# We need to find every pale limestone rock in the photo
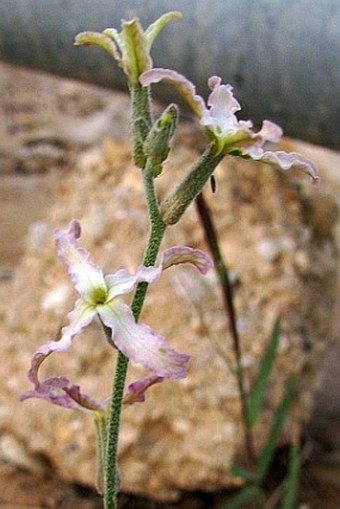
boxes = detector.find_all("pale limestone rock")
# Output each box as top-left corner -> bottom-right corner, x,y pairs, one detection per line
0,60 -> 338,503
0,434 -> 47,473
0,135 -> 337,501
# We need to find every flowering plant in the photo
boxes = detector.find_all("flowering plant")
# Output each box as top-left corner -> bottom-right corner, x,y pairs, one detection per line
22,10 -> 318,509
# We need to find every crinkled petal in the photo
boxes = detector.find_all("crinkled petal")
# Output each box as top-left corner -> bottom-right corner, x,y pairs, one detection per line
123,374 -> 164,404
134,264 -> 162,283
201,77 -> 241,135
141,71 -> 318,185
21,376 -> 81,410
255,120 -> 283,144
26,299 -> 96,388
140,68 -> 206,118
64,384 -> 106,412
21,376 -> 105,413
105,265 -> 160,300
105,247 -> 212,301
246,148 -> 320,185
159,246 -> 213,274
55,220 -> 107,298
98,299 -> 190,379
201,79 -> 283,151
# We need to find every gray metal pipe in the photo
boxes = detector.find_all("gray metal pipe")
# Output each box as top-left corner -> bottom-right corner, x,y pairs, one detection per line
0,0 -> 339,149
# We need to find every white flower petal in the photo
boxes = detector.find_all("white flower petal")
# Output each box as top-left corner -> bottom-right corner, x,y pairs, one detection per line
27,299 -> 96,387
201,78 -> 241,136
140,68 -> 206,118
246,148 -> 320,185
55,220 -> 107,299
105,266 -> 160,300
105,269 -> 142,300
134,264 -> 162,283
255,120 -> 283,144
98,299 -> 190,379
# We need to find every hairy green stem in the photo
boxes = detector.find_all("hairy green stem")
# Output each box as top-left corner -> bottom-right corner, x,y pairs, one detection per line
131,158 -> 166,320
160,144 -> 224,225
104,235 -> 165,509
104,153 -> 165,509
104,354 -> 128,508
129,83 -> 153,168
195,192 -> 256,468
104,83 -> 225,508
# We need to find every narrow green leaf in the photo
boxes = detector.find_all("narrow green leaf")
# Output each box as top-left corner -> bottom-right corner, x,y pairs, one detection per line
247,317 -> 281,428
221,485 -> 263,509
231,465 -> 257,482
281,441 -> 300,509
255,375 -> 297,481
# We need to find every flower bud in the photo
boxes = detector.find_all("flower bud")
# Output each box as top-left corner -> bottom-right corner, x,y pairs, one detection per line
143,104 -> 178,176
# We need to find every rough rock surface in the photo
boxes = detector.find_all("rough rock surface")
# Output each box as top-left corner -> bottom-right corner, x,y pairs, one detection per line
0,63 -> 338,503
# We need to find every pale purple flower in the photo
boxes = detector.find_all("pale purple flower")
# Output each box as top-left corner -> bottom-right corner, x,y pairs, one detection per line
21,376 -> 106,414
123,374 -> 165,405
21,220 -> 213,411
140,69 -> 319,185
21,372 -> 164,414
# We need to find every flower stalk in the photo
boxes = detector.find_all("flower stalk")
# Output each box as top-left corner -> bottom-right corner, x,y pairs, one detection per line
104,351 -> 128,509
161,144 -> 224,225
104,114 -> 167,508
129,83 -> 152,168
195,192 -> 256,468
104,214 -> 166,509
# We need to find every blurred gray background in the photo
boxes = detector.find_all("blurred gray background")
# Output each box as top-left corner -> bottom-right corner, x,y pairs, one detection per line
0,0 -> 339,149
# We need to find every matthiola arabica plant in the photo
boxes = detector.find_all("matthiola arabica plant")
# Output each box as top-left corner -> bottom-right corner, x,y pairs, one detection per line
22,11 -> 319,509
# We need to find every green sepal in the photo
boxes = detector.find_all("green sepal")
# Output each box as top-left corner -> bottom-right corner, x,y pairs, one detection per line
144,104 -> 178,176
203,127 -> 252,157
75,12 -> 182,86
103,27 -> 121,47
120,18 -> 152,84
74,31 -> 120,61
76,22 -> 150,84
145,11 -> 182,48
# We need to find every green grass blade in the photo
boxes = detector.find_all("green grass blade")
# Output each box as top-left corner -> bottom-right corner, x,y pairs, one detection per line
231,465 -> 257,482
221,485 -> 263,509
281,440 -> 300,509
255,374 -> 297,481
247,317 -> 281,428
